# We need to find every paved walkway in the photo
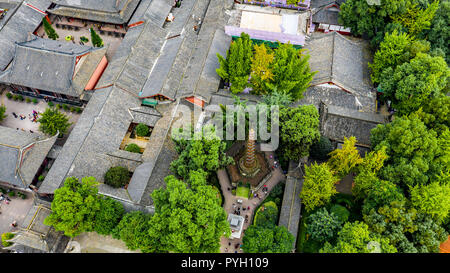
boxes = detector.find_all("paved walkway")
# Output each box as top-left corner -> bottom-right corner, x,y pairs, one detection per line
218,150 -> 286,253
0,91 -> 80,140
0,191 -> 34,239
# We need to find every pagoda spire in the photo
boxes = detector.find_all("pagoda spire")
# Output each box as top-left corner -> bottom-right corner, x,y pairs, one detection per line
244,128 -> 256,168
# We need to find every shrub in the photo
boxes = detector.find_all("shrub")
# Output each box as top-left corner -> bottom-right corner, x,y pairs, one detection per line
6,92 -> 12,99
104,166 -> 131,188
12,95 -> 19,101
8,191 -> 15,197
48,101 -> 54,107
135,123 -> 149,137
254,201 -> 278,228
18,95 -> 24,101
80,36 -> 89,43
32,98 -> 38,104
70,107 -> 76,112
330,204 -> 350,223
1,233 -> 14,247
75,107 -> 82,113
63,104 -> 69,111
38,175 -> 45,182
26,97 -> 31,103
310,135 -> 333,161
56,104 -> 61,109
125,143 -> 141,154
20,193 -> 26,199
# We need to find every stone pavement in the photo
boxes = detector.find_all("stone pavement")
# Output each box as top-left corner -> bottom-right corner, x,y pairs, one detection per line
0,91 -> 80,139
218,150 -> 286,253
67,232 -> 140,253
0,191 -> 34,239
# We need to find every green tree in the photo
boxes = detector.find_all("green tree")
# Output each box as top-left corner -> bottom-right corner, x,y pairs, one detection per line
125,143 -> 141,153
90,28 -> 104,47
328,136 -> 363,178
254,202 -> 278,228
391,1 -> 439,36
112,211 -> 152,252
42,18 -> 59,40
412,213 -> 449,253
338,0 -> 412,41
267,43 -> 316,100
44,177 -> 101,237
216,32 -> 253,94
170,125 -> 234,180
369,31 -> 430,84
410,181 -> 450,223
370,115 -> 440,188
363,201 -> 418,252
144,175 -> 230,253
421,0 -> 450,63
379,52 -> 450,115
358,147 -> 389,174
414,96 -> 450,135
320,221 -> 397,253
0,104 -> 6,122
94,197 -> 125,235
309,135 -> 333,161
306,208 -> 343,242
242,225 -> 294,253
300,163 -> 339,211
37,108 -> 72,137
250,43 -> 274,95
135,123 -> 150,137
279,105 -> 320,161
104,166 -> 130,188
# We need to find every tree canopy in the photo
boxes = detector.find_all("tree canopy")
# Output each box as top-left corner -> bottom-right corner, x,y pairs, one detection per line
300,162 -> 339,211
379,52 -> 449,115
144,175 -> 230,253
370,115 -> 441,188
38,108 -> 72,137
279,105 -> 320,161
320,221 -> 397,253
170,125 -> 234,181
44,176 -> 101,237
306,208 -> 343,242
328,136 -> 363,178
242,225 -> 294,253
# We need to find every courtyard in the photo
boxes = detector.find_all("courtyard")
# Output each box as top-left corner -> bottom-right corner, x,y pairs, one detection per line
0,190 -> 33,243
218,149 -> 286,253
0,90 -> 81,144
66,232 -> 140,253
34,16 -> 125,59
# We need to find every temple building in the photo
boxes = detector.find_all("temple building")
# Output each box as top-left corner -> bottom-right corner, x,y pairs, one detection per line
0,36 -> 107,105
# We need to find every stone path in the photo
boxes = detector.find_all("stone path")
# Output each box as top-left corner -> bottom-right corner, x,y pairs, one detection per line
218,150 -> 286,253
0,90 -> 80,142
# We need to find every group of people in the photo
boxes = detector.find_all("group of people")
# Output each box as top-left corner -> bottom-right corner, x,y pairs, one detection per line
11,110 -> 39,123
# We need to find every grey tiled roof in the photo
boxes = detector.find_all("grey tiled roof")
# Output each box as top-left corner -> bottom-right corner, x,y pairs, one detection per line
0,1 -> 21,31
129,0 -> 172,27
304,32 -> 375,103
320,102 -> 387,146
0,0 -> 52,71
175,0 -> 231,103
310,0 -> 345,9
294,85 -> 376,112
48,0 -> 141,24
0,126 -> 57,188
312,5 -> 340,25
2,36 -> 105,97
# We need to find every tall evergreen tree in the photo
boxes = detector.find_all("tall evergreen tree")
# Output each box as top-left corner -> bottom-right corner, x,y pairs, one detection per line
267,43 -> 316,100
42,18 -> 59,40
216,32 -> 253,94
90,28 -> 104,47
